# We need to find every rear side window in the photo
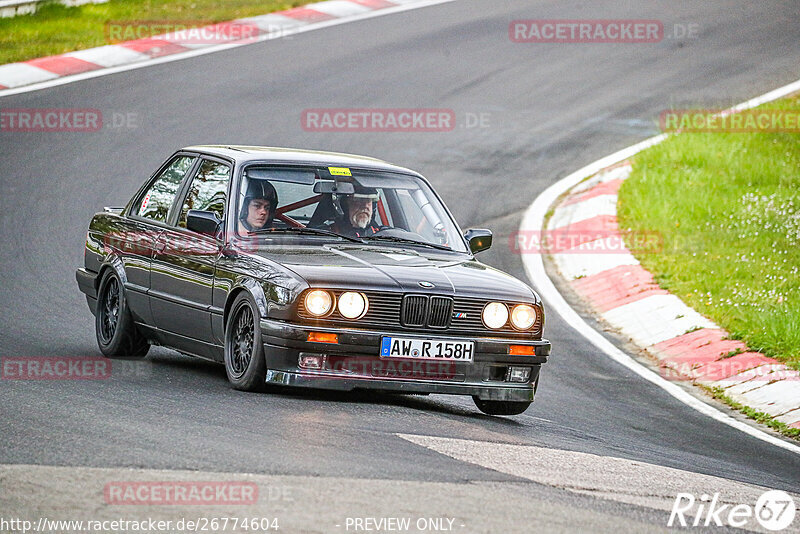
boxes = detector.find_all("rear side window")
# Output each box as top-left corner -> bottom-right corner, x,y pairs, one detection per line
136,156 -> 195,222
178,159 -> 230,228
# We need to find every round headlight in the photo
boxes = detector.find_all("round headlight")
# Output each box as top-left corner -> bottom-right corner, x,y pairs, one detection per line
482,302 -> 508,329
305,290 -> 333,317
338,292 -> 368,319
511,304 -> 537,330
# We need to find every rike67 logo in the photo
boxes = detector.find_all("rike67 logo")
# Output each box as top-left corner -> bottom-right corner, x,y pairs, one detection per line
669,490 -> 796,531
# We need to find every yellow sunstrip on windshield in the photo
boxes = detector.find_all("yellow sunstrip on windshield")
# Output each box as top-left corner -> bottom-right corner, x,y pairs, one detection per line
328,167 -> 352,177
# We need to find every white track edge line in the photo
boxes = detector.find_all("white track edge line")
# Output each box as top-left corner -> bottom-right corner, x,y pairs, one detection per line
0,0 -> 458,98
520,78 -> 800,455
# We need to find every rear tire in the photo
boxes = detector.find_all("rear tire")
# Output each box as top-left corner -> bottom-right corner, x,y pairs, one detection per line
95,270 -> 150,358
224,293 -> 267,392
472,397 -> 531,416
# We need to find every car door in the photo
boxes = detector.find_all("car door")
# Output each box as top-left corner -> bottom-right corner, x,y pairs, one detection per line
149,156 -> 231,355
124,153 -> 199,327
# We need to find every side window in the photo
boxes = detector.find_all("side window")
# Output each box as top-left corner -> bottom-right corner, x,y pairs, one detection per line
397,189 -> 424,232
396,189 -> 438,241
137,156 -> 195,222
178,159 -> 230,228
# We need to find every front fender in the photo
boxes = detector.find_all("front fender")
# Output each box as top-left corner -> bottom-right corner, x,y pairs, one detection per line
217,277 -> 269,345
238,277 -> 268,318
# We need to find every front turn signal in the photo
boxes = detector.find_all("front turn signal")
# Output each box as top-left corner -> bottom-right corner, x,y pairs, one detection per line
308,332 -> 338,344
508,345 -> 536,356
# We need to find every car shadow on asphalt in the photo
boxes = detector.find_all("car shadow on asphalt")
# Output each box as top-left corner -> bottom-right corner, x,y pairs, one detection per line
143,350 -> 524,423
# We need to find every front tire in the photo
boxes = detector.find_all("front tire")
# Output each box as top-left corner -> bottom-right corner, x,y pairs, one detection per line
95,270 -> 150,358
472,397 -> 531,416
224,293 -> 267,391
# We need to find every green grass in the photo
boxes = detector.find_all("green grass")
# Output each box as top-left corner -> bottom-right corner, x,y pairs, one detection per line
618,95 -> 800,372
704,385 -> 800,441
0,0 -> 306,65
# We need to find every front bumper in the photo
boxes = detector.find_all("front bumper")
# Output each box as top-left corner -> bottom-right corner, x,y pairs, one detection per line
259,318 -> 550,402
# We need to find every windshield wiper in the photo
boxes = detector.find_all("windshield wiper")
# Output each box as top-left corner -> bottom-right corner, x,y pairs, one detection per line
362,235 -> 453,251
249,227 -> 366,244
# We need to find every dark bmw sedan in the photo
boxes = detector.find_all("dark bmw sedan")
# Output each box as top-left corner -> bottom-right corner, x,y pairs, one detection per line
76,146 -> 550,415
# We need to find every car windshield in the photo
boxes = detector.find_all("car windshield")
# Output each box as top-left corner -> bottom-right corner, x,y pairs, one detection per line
234,166 -> 468,253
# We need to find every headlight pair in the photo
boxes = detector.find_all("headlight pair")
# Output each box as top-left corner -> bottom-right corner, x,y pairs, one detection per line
304,289 -> 368,319
482,302 -> 537,330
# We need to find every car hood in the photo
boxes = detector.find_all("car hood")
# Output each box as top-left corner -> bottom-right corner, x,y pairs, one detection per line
253,244 -> 537,302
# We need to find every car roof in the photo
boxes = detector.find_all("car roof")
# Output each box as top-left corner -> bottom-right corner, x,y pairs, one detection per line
183,145 -> 421,176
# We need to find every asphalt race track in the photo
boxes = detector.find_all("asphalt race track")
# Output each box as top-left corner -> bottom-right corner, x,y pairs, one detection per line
1,0 -> 799,531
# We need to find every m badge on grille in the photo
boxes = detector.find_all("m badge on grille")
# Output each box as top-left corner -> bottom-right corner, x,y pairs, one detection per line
453,312 -> 467,319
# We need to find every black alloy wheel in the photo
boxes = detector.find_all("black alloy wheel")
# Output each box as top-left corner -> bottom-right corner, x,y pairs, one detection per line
224,293 -> 267,391
95,270 -> 150,358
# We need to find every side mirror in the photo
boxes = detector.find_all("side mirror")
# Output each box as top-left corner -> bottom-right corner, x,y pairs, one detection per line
464,228 -> 492,254
187,210 -> 222,237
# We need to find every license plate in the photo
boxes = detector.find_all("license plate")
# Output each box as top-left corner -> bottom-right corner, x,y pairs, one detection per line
380,336 -> 474,362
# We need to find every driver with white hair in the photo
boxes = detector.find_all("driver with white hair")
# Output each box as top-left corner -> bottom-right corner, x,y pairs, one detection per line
325,184 -> 384,237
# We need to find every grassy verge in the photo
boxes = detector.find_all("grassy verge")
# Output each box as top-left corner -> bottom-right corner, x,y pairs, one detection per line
0,0 -> 306,65
703,385 -> 800,440
618,95 -> 800,372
